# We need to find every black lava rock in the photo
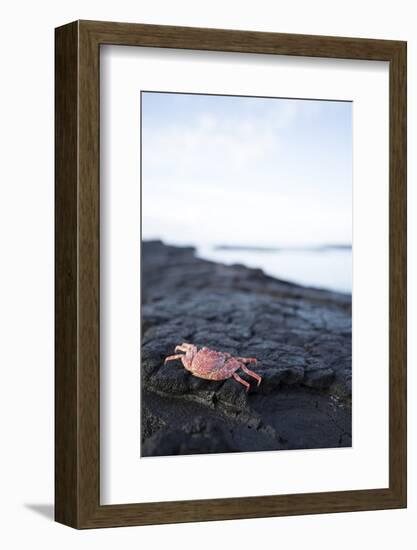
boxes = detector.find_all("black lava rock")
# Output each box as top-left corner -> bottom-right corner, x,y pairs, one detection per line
141,241 -> 352,457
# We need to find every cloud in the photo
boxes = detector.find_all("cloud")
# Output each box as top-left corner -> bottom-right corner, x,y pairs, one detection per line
142,107 -> 284,183
143,177 -> 351,247
141,94 -> 351,247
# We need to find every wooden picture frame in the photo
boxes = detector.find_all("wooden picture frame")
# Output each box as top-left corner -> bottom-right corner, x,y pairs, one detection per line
55,20 -> 407,528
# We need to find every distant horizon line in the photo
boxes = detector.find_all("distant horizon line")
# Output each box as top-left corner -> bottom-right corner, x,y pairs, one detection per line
142,238 -> 352,252
215,243 -> 352,252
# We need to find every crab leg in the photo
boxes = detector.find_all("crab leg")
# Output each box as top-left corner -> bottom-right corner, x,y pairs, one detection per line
241,365 -> 262,386
232,372 -> 250,392
236,357 -> 258,365
164,354 -> 183,365
175,345 -> 187,352
175,343 -> 197,353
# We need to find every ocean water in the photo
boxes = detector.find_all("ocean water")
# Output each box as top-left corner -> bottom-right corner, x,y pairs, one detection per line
196,245 -> 352,295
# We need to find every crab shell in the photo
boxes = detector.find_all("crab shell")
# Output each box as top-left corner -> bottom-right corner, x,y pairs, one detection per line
164,343 -> 262,391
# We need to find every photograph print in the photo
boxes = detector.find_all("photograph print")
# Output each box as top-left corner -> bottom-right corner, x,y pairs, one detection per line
140,91 -> 352,458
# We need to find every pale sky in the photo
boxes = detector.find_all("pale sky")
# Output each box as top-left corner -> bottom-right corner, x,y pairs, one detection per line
141,92 -> 352,248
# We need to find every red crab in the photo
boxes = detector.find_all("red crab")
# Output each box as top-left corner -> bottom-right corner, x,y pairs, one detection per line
164,343 -> 262,392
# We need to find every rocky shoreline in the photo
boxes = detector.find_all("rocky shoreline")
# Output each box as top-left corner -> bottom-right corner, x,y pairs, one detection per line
141,241 -> 352,457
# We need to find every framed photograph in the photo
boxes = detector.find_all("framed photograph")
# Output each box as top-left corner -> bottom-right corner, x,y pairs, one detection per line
55,20 -> 406,528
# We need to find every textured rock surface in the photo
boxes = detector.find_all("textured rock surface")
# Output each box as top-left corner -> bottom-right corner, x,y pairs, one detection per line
141,241 -> 352,457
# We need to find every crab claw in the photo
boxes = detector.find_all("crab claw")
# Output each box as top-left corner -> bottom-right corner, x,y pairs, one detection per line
175,343 -> 192,353
164,354 -> 183,364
